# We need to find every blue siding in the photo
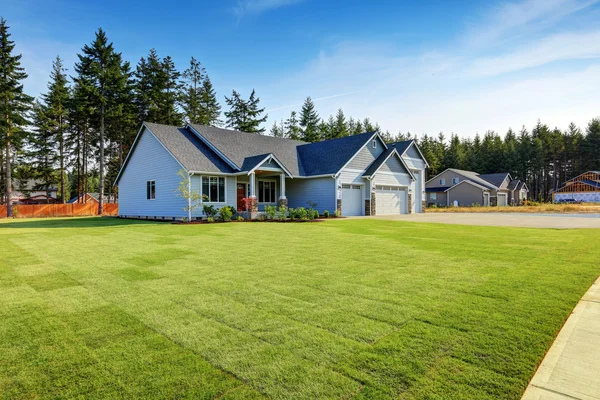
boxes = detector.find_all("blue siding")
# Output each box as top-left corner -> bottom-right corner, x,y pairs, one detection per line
190,175 -> 237,217
405,145 -> 421,159
287,177 -> 335,213
380,155 -> 408,174
118,128 -> 187,218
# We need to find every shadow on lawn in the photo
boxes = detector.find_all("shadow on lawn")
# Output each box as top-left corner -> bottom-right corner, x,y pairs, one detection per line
0,217 -> 162,229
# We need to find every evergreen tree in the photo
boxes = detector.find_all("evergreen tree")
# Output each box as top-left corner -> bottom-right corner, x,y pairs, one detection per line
180,57 -> 204,124
41,56 -> 69,202
284,111 -> 301,140
332,108 -> 349,139
74,28 -> 127,214
0,18 -> 33,216
583,118 -> 600,171
199,77 -> 221,126
29,101 -> 57,201
299,97 -> 320,142
161,55 -> 182,125
224,89 -> 267,134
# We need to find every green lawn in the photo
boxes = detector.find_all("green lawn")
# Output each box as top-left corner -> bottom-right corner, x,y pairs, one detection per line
1,217 -> 599,399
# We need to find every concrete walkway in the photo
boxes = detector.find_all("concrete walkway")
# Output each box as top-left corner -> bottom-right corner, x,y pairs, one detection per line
522,276 -> 600,399
365,213 -> 600,229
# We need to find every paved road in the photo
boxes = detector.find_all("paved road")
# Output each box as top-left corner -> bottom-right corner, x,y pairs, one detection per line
521,277 -> 600,399
363,213 -> 600,229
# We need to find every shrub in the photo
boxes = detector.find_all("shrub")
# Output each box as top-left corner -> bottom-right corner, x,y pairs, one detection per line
428,204 -> 438,209
323,210 -> 330,218
258,214 -> 265,221
236,215 -> 244,222
314,209 -> 319,219
307,209 -> 315,220
296,207 -> 308,221
334,209 -> 341,217
277,205 -> 287,220
218,206 -> 233,222
242,197 -> 258,212
265,205 -> 277,220
206,217 -> 214,223
288,208 -> 296,220
203,205 -> 218,218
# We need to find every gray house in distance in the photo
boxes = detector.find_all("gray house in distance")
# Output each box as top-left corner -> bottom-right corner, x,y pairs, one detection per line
425,169 -> 528,207
114,122 -> 429,219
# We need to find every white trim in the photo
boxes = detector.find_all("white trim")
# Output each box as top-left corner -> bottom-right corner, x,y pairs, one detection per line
199,175 -> 228,203
444,179 -> 491,192
114,124 -> 187,186
186,124 -> 240,171
257,178 -> 277,204
247,153 -> 293,177
398,141 -> 430,168
363,148 -> 416,181
146,180 -> 156,200
335,132 -> 387,177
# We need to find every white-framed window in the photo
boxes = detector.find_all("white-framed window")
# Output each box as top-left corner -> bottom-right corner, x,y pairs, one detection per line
452,177 -> 459,184
439,178 -> 445,185
146,180 -> 156,200
258,180 -> 276,203
372,140 -> 377,149
430,193 -> 437,200
202,176 -> 225,202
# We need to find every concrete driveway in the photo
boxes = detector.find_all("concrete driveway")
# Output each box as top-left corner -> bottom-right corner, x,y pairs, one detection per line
363,212 -> 600,229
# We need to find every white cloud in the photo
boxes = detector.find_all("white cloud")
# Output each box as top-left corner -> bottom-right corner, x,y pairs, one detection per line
232,0 -> 305,18
462,0 -> 600,48
467,30 -> 600,77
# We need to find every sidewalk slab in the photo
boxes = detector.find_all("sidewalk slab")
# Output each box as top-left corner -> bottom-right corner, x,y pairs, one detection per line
522,277 -> 600,400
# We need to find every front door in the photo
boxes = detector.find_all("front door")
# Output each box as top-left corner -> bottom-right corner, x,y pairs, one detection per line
237,183 -> 247,211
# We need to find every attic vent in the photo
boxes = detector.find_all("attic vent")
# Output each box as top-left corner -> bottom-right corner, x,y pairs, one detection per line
372,140 -> 377,149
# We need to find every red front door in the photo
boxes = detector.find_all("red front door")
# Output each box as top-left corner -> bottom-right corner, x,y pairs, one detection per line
237,184 -> 247,211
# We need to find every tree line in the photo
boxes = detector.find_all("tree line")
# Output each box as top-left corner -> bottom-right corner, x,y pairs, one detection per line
1,17 -> 599,217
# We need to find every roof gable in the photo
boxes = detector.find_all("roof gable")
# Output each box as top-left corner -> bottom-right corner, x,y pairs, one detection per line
479,172 -> 511,188
391,140 -> 429,167
363,147 -> 415,180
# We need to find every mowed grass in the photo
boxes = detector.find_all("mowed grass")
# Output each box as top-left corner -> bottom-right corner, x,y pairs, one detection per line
1,218 -> 599,399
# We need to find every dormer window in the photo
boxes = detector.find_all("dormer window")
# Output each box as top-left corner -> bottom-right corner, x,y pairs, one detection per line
372,140 -> 377,149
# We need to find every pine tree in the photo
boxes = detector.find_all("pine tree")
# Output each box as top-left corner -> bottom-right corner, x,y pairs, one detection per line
180,57 -> 204,124
300,97 -> 320,142
0,18 -> 33,216
199,77 -> 221,126
284,111 -> 301,140
41,56 -> 69,202
583,118 -> 600,171
29,101 -> 58,201
74,28 -> 126,214
224,89 -> 267,134
161,56 -> 182,125
332,108 -> 348,139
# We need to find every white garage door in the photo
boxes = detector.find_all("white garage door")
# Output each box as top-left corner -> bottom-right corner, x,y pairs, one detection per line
375,185 -> 407,215
498,193 -> 508,206
342,184 -> 363,216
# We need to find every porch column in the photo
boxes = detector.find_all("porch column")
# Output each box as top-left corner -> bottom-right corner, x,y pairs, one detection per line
279,173 -> 286,199
278,173 -> 288,209
249,172 -> 256,198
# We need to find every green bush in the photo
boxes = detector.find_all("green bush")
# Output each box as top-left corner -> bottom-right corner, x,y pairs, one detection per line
265,205 -> 277,220
203,205 -> 218,218
206,216 -> 214,223
236,215 -> 244,222
334,209 -> 341,217
323,210 -> 330,218
218,206 -> 233,222
277,205 -> 287,220
288,208 -> 296,220
296,207 -> 308,221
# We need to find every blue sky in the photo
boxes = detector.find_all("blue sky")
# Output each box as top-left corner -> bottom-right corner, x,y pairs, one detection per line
3,0 -> 600,137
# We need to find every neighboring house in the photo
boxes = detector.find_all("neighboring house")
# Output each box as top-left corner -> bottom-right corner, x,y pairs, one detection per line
68,193 -> 116,204
114,122 -> 429,219
552,171 -> 600,203
425,169 -> 528,207
12,179 -> 58,204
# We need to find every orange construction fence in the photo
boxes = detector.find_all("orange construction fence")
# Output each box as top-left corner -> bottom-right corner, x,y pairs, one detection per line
0,203 -> 118,218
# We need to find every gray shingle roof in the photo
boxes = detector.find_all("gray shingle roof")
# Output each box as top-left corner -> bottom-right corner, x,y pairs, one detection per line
479,172 -> 511,188
145,122 -> 235,173
507,179 -> 520,190
390,140 -> 413,154
188,124 -> 306,175
296,132 -> 375,176
447,169 -> 498,189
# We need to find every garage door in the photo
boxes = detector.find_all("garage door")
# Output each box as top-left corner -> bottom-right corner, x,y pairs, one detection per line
341,184 -> 363,216
498,193 -> 508,206
375,185 -> 407,215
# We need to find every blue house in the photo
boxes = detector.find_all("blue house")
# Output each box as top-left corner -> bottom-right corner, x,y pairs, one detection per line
114,122 -> 429,219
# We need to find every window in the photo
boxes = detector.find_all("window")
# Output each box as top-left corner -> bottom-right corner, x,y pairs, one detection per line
202,176 -> 225,202
258,180 -> 276,203
439,178 -> 445,185
372,140 -> 377,149
430,193 -> 437,200
146,180 -> 156,200
452,177 -> 459,184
